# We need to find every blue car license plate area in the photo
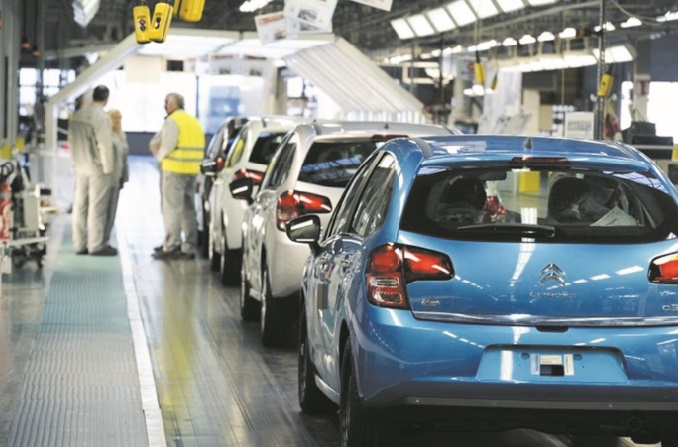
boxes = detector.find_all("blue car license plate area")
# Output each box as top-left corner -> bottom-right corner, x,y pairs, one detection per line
476,347 -> 628,383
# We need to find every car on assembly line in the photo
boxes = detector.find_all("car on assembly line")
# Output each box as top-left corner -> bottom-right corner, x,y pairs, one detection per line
286,134 -> 678,447
197,116 -> 249,256
229,121 -> 457,346
201,115 -> 305,285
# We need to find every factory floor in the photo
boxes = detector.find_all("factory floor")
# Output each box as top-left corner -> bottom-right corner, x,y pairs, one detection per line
0,155 -> 647,447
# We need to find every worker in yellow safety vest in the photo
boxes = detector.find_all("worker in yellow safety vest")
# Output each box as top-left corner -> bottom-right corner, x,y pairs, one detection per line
150,92 -> 205,260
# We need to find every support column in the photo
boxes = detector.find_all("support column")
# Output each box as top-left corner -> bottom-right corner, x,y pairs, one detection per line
0,0 -> 21,158
632,39 -> 651,122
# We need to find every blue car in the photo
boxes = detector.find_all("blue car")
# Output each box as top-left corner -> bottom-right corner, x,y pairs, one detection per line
286,135 -> 678,447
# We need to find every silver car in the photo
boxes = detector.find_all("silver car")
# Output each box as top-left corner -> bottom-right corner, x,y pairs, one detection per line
202,116 -> 307,285
230,120 -> 459,346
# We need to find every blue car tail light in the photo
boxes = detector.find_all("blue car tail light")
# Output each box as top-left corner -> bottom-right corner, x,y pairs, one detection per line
366,244 -> 453,309
649,253 -> 678,283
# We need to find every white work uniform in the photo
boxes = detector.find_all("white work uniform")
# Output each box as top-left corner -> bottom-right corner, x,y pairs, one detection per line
68,102 -> 114,253
104,130 -> 129,243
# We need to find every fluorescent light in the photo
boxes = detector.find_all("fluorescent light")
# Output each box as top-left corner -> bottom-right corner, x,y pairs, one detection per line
443,45 -> 464,55
537,31 -> 555,42
563,51 -> 597,67
240,0 -> 273,13
658,11 -> 678,22
426,8 -> 456,32
466,0 -> 499,19
621,17 -> 642,28
559,27 -> 576,39
495,0 -> 526,13
447,0 -> 477,27
391,18 -> 415,39
519,34 -> 536,45
539,55 -> 567,70
477,39 -> 498,51
407,14 -> 435,37
503,37 -> 518,46
525,0 -> 558,5
594,22 -> 616,32
592,45 -> 634,63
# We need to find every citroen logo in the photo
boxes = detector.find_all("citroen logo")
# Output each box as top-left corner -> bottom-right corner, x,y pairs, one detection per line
539,263 -> 566,285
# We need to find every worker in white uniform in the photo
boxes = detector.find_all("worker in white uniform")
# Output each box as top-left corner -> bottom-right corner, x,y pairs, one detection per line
68,85 -> 117,256
150,93 -> 205,260
103,109 -> 129,245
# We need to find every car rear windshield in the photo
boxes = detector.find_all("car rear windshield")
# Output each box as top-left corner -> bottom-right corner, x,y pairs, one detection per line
248,132 -> 287,165
400,165 -> 678,243
299,140 -> 382,187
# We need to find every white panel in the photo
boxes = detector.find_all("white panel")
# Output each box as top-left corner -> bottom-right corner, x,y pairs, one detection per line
125,56 -> 163,83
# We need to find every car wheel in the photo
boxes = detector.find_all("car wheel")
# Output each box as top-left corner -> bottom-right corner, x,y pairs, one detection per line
208,225 -> 220,272
240,258 -> 258,321
260,261 -> 283,347
219,232 -> 241,286
298,305 -> 337,414
200,202 -> 210,258
340,343 -> 384,447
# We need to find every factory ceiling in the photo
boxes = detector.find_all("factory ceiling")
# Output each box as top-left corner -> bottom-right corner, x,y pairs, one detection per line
25,0 -> 678,66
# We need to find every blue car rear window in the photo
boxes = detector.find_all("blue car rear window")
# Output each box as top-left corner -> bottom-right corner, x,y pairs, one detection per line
400,166 -> 678,243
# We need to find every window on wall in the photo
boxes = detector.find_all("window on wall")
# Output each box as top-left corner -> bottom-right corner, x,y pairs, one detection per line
97,69 -> 198,133
646,82 -> 678,143
620,80 -> 678,143
19,68 -> 75,117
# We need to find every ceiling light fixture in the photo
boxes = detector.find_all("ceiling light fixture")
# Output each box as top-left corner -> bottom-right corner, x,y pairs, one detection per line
592,44 -> 635,63
502,37 -> 518,46
240,0 -> 274,13
519,34 -> 536,45
657,11 -> 678,22
559,27 -> 576,39
594,21 -> 615,32
72,0 -> 100,27
620,17 -> 642,28
537,31 -> 555,42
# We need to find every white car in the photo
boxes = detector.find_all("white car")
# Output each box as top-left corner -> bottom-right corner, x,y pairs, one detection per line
230,121 -> 458,346
202,116 -> 306,285
198,116 -> 249,257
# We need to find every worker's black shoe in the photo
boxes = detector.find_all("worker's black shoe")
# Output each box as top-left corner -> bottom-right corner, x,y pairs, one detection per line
90,246 -> 118,256
75,248 -> 88,255
152,248 -> 181,260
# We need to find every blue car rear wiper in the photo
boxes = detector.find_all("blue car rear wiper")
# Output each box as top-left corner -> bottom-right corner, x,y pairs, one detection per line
456,223 -> 556,238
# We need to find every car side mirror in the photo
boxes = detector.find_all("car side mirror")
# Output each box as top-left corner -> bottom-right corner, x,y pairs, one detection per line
200,157 -> 223,176
229,177 -> 254,205
286,214 -> 321,256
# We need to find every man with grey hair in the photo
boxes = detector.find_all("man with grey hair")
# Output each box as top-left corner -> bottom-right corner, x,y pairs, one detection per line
68,85 -> 117,256
150,92 -> 205,260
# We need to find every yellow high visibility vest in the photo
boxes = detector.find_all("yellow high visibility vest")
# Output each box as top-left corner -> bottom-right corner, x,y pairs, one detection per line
161,109 -> 205,174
